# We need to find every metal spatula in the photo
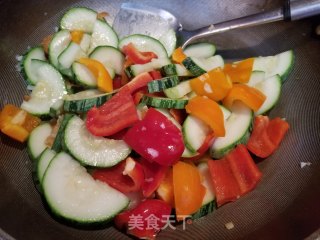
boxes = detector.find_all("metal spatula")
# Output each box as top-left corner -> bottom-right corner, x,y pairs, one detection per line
113,0 -> 320,48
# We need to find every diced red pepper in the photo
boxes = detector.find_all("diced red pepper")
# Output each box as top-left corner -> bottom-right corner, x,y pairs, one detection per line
113,75 -> 123,89
86,86 -> 139,136
114,199 -> 171,240
169,109 -> 187,125
208,144 -> 262,207
92,157 -> 144,193
124,108 -> 185,166
125,72 -> 154,94
227,144 -> 262,195
149,70 -> 162,80
122,43 -> 158,64
247,116 -> 289,158
133,88 -> 148,105
208,157 -> 241,207
140,158 -> 168,198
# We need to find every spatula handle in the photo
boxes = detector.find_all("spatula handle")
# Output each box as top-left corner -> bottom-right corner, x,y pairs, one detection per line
182,0 -> 320,47
288,0 -> 320,20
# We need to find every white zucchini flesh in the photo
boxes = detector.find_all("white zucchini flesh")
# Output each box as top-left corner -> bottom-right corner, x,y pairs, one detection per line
21,60 -> 66,117
60,7 -> 98,33
119,34 -> 168,58
27,123 -> 53,160
43,152 -> 129,223
253,50 -> 294,81
22,47 -> 46,85
159,28 -> 176,57
49,30 -> 72,68
183,115 -> 211,153
88,20 -> 119,53
184,43 -> 216,58
254,75 -> 282,115
79,33 -> 92,53
36,148 -> 56,184
89,46 -> 124,75
246,71 -> 266,87
197,162 -> 215,205
58,42 -> 86,70
210,105 -> 252,159
64,116 -> 131,167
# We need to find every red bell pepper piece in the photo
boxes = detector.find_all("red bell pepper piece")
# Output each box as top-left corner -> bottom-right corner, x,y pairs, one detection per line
114,199 -> 171,240
247,116 -> 289,158
169,109 -> 187,125
149,70 -> 162,80
86,86 -> 139,136
133,88 -> 148,105
122,43 -> 158,64
113,75 -> 123,89
227,144 -> 262,195
125,72 -> 153,94
208,157 -> 241,207
123,108 -> 185,166
92,157 -> 144,193
140,158 -> 168,198
208,144 -> 262,207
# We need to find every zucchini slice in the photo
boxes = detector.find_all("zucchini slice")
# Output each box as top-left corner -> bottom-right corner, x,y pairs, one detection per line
21,60 -> 66,117
182,55 -> 224,76
210,105 -> 253,159
58,42 -> 86,71
147,75 -> 179,93
183,115 -> 211,153
49,30 -> 72,69
21,47 -> 46,85
164,80 -> 192,99
60,7 -> 97,33
63,89 -> 115,113
159,28 -> 177,57
28,123 -> 53,160
192,162 -> 216,219
184,43 -> 216,58
63,115 -> 131,167
88,20 -> 119,53
43,152 -> 129,224
254,75 -> 282,115
119,34 -> 168,58
89,46 -> 124,75
253,50 -> 294,82
141,95 -> 188,109
36,148 -> 56,185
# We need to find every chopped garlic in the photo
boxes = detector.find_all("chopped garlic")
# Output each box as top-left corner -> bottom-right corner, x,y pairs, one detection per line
300,162 -> 312,168
225,221 -> 235,230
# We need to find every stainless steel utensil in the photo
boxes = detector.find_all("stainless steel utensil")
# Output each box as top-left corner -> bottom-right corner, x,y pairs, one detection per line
113,0 -> 320,48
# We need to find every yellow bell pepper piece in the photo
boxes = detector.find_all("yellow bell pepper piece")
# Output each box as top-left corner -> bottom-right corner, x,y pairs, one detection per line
78,58 -> 113,93
185,96 -> 225,137
190,67 -> 232,101
172,47 -> 187,64
222,84 -> 266,112
223,58 -> 254,83
70,31 -> 84,44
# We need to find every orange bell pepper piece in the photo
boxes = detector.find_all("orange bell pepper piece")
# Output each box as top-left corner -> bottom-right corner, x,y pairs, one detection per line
172,47 -> 187,64
190,67 -> 232,101
185,96 -> 225,137
78,58 -> 113,92
222,84 -> 266,112
2,124 -> 29,142
0,104 -> 41,142
173,161 -> 205,220
70,31 -> 84,44
223,58 -> 254,83
156,168 -> 175,208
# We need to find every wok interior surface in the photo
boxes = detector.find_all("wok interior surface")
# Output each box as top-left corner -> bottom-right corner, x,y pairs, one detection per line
0,0 -> 319,239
